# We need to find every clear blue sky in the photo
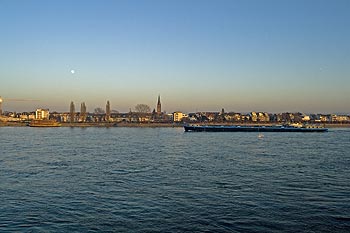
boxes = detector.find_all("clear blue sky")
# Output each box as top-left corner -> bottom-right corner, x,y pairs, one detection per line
1,0 -> 349,113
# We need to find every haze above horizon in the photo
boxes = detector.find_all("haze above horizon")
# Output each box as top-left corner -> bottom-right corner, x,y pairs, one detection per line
1,0 -> 349,114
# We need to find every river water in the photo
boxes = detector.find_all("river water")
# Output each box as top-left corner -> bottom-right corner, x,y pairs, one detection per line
1,127 -> 349,232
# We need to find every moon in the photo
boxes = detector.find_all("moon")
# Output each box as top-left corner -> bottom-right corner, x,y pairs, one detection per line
71,69 -> 75,74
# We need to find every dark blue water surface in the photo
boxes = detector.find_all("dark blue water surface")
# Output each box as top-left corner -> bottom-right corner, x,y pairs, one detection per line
1,127 -> 349,232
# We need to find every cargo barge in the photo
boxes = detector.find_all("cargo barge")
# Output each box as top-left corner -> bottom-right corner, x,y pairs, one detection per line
184,124 -> 328,132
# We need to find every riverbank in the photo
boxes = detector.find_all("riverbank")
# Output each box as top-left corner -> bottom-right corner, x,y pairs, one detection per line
60,122 -> 183,127
0,122 -> 183,128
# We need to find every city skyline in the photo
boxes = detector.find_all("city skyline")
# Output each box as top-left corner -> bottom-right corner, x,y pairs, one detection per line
1,96 -> 349,116
1,0 -> 349,113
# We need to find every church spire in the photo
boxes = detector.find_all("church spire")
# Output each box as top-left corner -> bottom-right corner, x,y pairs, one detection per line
156,95 -> 161,114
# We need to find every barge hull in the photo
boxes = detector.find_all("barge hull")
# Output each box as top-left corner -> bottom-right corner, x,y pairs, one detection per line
184,125 -> 328,133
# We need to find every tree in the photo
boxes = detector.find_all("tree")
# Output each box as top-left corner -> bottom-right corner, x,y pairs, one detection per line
106,101 -> 111,121
94,107 -> 105,114
70,101 -> 75,123
80,102 -> 87,122
135,104 -> 151,113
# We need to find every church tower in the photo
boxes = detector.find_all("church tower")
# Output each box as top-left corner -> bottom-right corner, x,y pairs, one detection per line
156,95 -> 161,114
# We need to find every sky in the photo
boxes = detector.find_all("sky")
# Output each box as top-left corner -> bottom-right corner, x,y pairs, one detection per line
1,0 -> 349,113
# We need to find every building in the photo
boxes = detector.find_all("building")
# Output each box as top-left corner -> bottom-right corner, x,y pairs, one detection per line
0,96 -> 2,115
302,115 -> 311,122
35,109 -> 49,120
224,112 -> 242,122
156,95 -> 161,114
332,114 -> 350,123
251,112 -> 258,122
173,112 -> 185,122
258,112 -> 270,122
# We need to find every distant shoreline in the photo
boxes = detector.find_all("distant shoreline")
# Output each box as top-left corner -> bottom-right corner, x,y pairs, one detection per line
1,122 -> 350,128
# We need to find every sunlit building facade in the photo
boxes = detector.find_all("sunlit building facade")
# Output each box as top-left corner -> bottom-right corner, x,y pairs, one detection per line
35,109 -> 49,120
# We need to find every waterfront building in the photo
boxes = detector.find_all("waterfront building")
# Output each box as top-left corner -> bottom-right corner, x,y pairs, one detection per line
173,112 -> 185,122
0,96 -> 2,115
111,113 -> 129,123
35,109 -> 49,120
320,114 -> 331,122
206,112 -> 217,121
187,113 -> 198,122
332,114 -> 350,123
258,112 -> 270,122
302,115 -> 311,122
138,113 -> 152,123
224,112 -> 242,122
19,113 -> 29,120
251,112 -> 258,122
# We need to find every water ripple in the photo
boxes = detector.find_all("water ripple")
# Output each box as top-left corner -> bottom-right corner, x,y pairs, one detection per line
0,128 -> 350,232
